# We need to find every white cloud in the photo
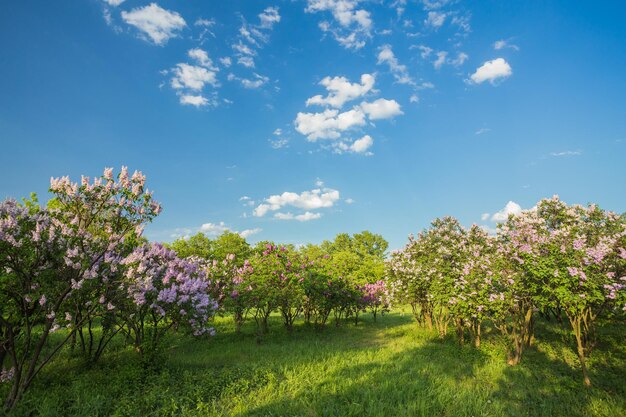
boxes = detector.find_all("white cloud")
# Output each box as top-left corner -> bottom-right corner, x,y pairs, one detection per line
295,108 -> 366,141
194,18 -> 214,27
469,58 -> 512,85
332,135 -> 374,155
274,211 -> 322,221
377,45 -> 414,85
475,127 -> 491,135
425,11 -> 446,29
550,150 -> 582,157
179,94 -> 211,107
259,7 -> 281,29
200,221 -> 230,235
237,56 -> 255,68
296,74 -> 403,150
345,198 -> 355,204
239,228 -> 262,238
187,48 -> 215,68
451,15 -> 471,35
494,39 -> 519,51
433,51 -> 447,69
121,3 -> 186,46
270,129 -> 289,149
306,0 -> 372,50
306,74 -> 375,108
228,7 -> 281,75
198,221 -> 261,239
359,99 -> 403,120
416,45 -> 433,59
481,213 -> 490,221
422,0 -> 451,10
232,41 -> 256,56
450,52 -> 468,66
228,73 -> 269,89
253,187 -> 340,217
348,134 -> 373,153
410,94 -> 419,103
103,0 -> 125,6
219,57 -> 232,67
490,201 -> 522,221
170,63 -> 218,90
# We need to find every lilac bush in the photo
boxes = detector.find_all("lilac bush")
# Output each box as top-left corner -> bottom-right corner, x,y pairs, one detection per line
0,167 -> 160,411
120,242 -> 218,354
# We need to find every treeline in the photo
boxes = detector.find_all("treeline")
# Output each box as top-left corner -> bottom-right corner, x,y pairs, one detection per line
168,230 -> 390,333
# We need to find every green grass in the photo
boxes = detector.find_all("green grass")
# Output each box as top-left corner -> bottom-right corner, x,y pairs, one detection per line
6,310 -> 626,417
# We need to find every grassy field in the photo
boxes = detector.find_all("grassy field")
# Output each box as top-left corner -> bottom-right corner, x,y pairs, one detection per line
6,310 -> 626,417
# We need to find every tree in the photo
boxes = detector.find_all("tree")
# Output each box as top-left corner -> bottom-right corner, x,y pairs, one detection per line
212,231 -> 252,266
169,233 -> 214,259
353,231 -> 388,258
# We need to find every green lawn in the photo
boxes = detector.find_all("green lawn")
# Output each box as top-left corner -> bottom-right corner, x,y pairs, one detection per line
7,310 -> 626,417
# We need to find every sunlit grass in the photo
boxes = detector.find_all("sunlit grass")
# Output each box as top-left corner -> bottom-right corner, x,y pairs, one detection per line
7,309 -> 625,417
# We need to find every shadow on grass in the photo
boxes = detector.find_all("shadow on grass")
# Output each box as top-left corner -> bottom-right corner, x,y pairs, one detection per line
233,320 -> 626,417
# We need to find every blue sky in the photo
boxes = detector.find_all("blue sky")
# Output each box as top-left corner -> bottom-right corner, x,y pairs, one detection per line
1,0 -> 625,250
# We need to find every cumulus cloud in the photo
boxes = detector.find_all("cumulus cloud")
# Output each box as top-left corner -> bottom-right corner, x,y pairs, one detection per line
274,211 -> 322,221
167,49 -> 220,108
295,108 -> 366,141
187,48 -> 215,68
103,0 -> 125,6
425,11 -> 446,29
360,98 -> 403,120
333,134 -> 374,154
239,228 -> 262,238
490,201 -> 522,221
199,221 -> 261,238
259,6 -> 281,29
253,187 -> 340,217
121,3 -> 186,45
170,63 -> 218,90
179,94 -> 212,107
306,74 -> 375,108
469,58 -> 512,85
377,45 -> 414,85
306,0 -> 372,50
199,221 -> 229,235
295,73 -> 402,152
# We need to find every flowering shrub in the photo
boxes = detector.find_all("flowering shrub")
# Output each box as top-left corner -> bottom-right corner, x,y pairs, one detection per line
120,243 -> 218,354
201,254 -> 254,332
0,167 -> 160,411
360,280 -> 390,321
247,244 -> 311,333
497,197 -> 626,384
388,196 -> 626,386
